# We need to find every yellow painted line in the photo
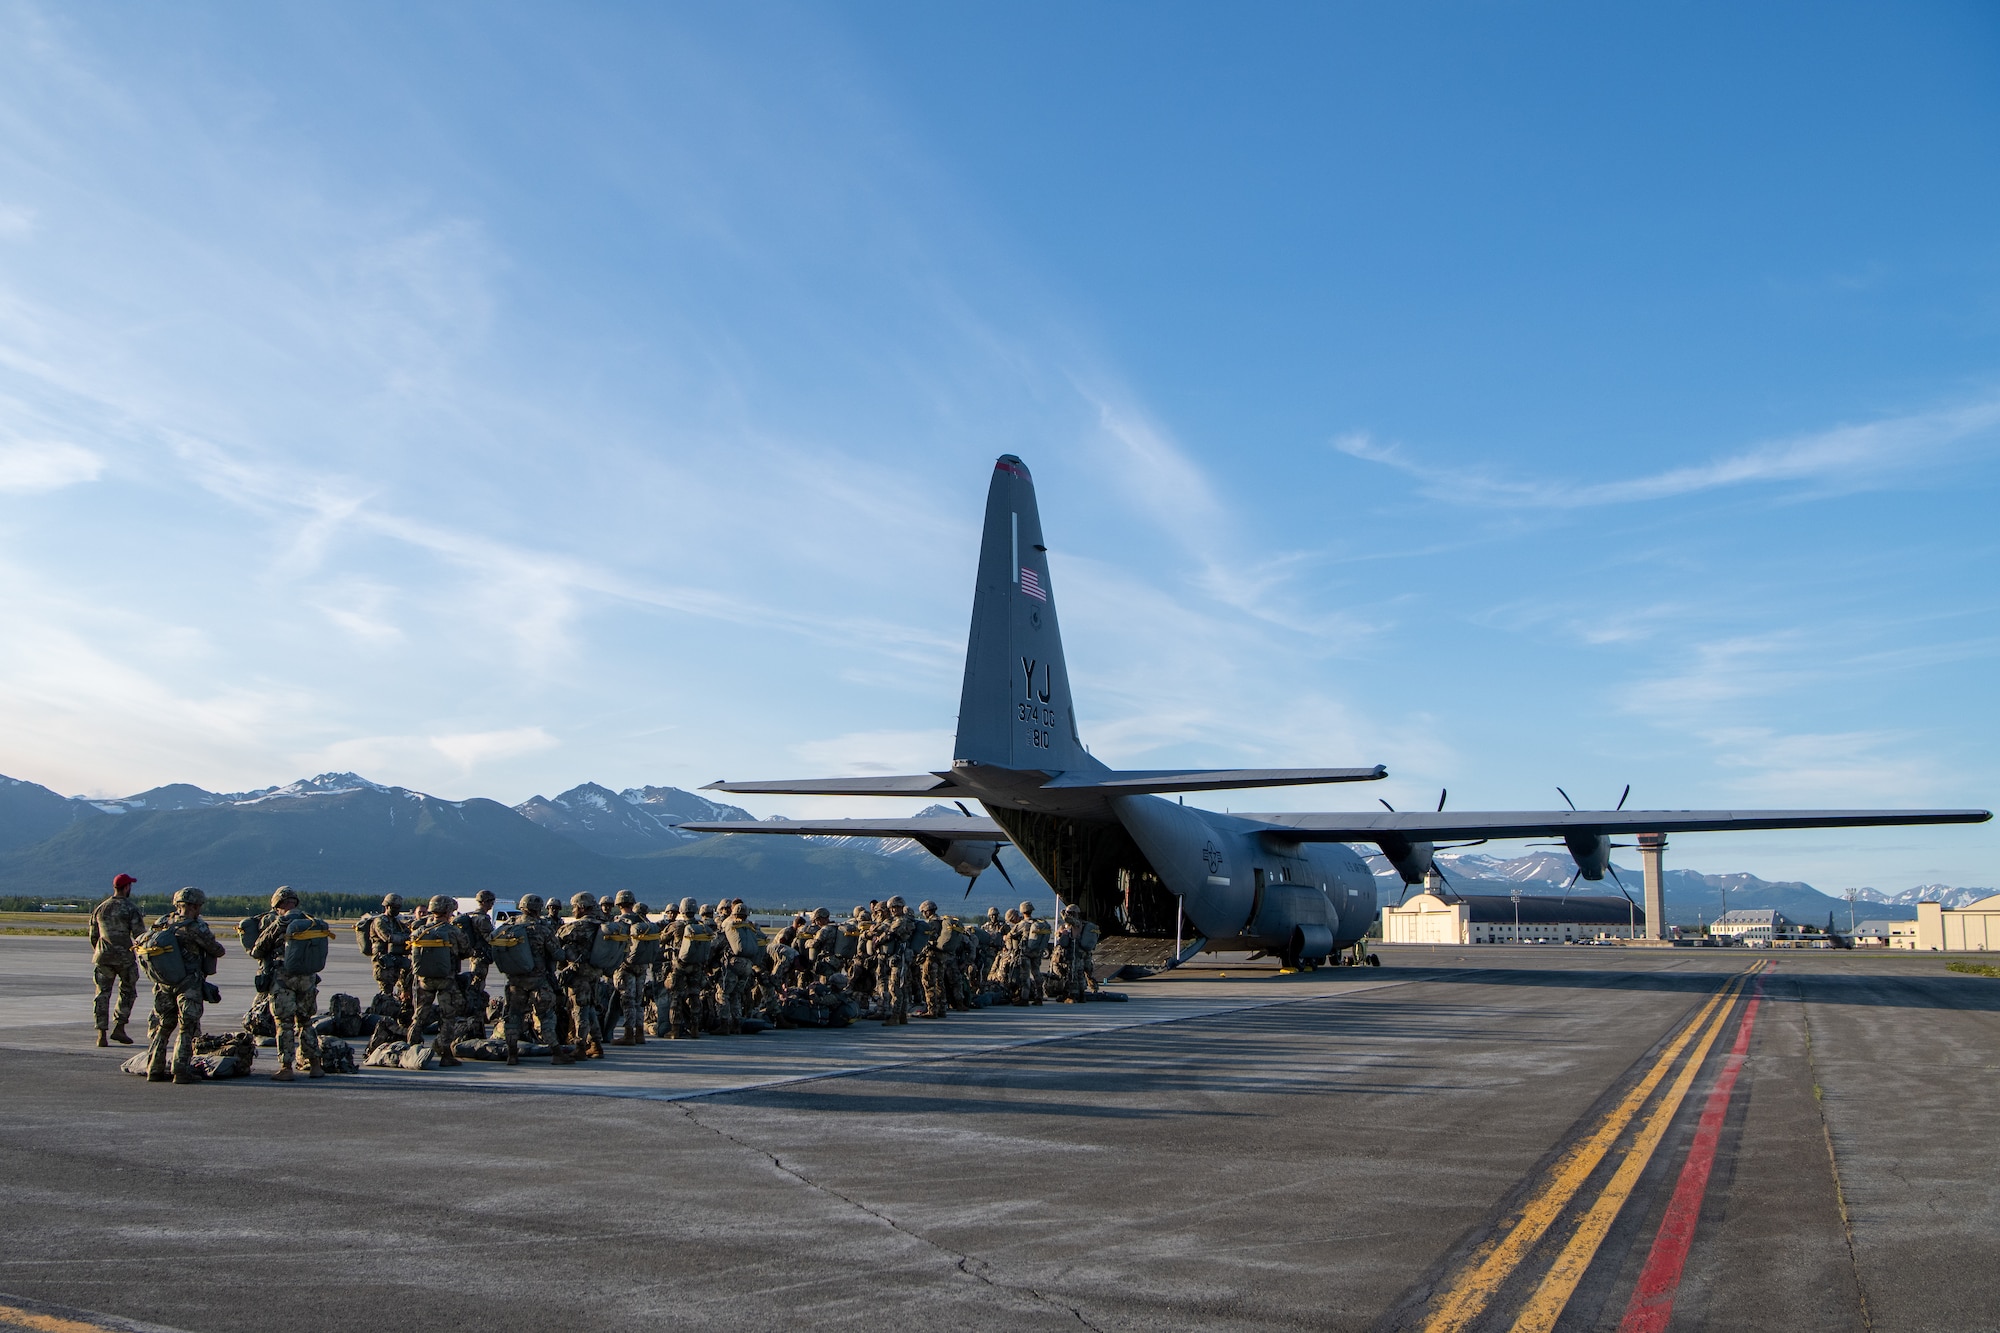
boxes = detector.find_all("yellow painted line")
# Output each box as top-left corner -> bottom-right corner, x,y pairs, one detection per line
1508,965 -> 1756,1333
1417,968 -> 1753,1333
0,1301 -> 121,1333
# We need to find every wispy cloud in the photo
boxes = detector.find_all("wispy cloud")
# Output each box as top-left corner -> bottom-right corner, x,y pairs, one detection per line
1334,396 -> 2000,508
0,439 -> 100,492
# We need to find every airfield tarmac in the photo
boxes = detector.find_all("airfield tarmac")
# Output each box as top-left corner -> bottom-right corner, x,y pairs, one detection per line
0,936 -> 1994,1333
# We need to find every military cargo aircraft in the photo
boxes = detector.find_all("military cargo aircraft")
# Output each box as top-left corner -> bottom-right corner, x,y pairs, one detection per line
685,456 -> 1990,968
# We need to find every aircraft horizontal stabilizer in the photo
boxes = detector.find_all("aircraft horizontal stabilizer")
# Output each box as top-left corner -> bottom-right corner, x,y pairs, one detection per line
1242,807 -> 1992,843
702,774 -> 954,797
680,815 -> 1006,839
1039,766 -> 1386,794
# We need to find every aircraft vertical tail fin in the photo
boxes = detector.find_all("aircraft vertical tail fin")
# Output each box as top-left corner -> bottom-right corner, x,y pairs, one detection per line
953,456 -> 1098,775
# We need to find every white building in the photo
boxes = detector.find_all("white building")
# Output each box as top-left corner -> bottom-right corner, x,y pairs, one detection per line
1710,909 -> 1790,944
1380,891 -> 1643,945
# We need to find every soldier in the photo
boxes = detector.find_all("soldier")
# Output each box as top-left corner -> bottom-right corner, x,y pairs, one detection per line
405,895 -> 472,1066
874,896 -> 917,1025
142,887 -> 225,1084
1017,901 -> 1050,1005
663,896 -> 713,1039
610,890 -> 651,1046
90,872 -> 147,1047
802,907 -> 840,980
556,892 -> 609,1058
991,908 -> 1027,1005
362,894 -> 414,1013
458,890 -> 498,992
494,894 -> 574,1065
915,901 -> 950,1019
716,905 -> 764,1036
253,886 -> 333,1079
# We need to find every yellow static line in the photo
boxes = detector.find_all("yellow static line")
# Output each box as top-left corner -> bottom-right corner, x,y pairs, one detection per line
0,1302 -> 121,1333
1507,966 -> 1755,1332
1417,967 -> 1753,1333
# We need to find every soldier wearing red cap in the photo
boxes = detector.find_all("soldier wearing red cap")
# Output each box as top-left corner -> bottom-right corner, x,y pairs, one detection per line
90,874 -> 147,1047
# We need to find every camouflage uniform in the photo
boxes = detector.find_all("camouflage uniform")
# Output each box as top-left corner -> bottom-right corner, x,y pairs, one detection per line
875,897 -> 917,1025
405,897 -> 473,1065
89,884 -> 147,1043
457,890 -> 498,993
716,911 -> 764,1036
556,893 -> 609,1058
663,898 -> 713,1039
1015,903 -> 1050,1005
144,889 -> 225,1083
363,896 -> 414,1012
610,892 -> 652,1046
499,895 -> 573,1064
915,902 -> 950,1019
254,891 -> 331,1078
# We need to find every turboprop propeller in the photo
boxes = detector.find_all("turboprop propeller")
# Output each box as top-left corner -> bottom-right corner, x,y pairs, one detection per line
1543,785 -> 1641,908
1377,790 -> 1487,902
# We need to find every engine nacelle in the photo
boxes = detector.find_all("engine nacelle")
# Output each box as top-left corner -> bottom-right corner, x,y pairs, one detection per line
1377,834 -> 1436,887
1565,831 -> 1612,881
941,839 -> 997,879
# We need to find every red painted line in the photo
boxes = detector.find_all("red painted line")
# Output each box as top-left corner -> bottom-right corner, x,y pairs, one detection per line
1618,980 -> 1765,1333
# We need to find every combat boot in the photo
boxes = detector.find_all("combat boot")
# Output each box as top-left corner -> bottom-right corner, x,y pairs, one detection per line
435,1042 -> 463,1068
147,1068 -> 170,1082
552,1045 -> 576,1065
110,1022 -> 133,1044
96,1029 -> 109,1048
172,1067 -> 200,1085
270,1065 -> 294,1082
583,1036 -> 604,1059
307,1056 -> 324,1079
504,1037 -> 519,1066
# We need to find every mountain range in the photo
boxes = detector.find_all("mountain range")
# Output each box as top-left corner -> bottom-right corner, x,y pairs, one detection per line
1,770 -> 1980,925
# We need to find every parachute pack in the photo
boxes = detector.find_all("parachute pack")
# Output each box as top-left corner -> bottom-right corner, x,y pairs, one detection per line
589,919 -> 629,971
138,924 -> 190,987
237,913 -> 269,952
676,923 -> 714,966
489,922 -> 537,978
629,921 -> 665,967
409,921 -> 458,981
353,913 -> 377,957
281,916 -> 334,976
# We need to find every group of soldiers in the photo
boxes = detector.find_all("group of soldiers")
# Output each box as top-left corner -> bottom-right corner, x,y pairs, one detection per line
89,870 -> 1103,1082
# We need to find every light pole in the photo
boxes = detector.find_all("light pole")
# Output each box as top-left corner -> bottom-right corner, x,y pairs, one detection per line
1511,887 -> 1522,945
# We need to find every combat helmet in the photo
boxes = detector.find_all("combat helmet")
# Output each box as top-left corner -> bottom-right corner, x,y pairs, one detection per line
918,900 -> 937,915
518,893 -> 545,914
811,908 -> 830,923
1018,901 -> 1036,917
381,893 -> 405,911
172,886 -> 206,908
475,890 -> 496,907
270,885 -> 298,908
680,896 -> 699,916
885,895 -> 905,911
427,894 -> 456,915
614,890 -> 636,907
571,892 -> 597,911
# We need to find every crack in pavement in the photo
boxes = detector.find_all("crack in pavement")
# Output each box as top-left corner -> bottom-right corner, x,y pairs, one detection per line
674,1101 -> 1106,1332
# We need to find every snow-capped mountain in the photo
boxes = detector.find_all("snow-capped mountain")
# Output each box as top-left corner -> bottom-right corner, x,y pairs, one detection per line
514,782 -> 755,857
1847,883 -> 1996,909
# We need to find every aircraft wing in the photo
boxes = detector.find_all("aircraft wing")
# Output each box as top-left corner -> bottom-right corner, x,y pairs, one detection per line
704,766 -> 1387,798
702,775 -> 955,797
1040,766 -> 1386,793
1240,808 -> 1992,842
679,816 -> 1007,839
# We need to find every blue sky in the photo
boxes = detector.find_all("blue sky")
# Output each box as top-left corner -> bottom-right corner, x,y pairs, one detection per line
0,2 -> 1994,890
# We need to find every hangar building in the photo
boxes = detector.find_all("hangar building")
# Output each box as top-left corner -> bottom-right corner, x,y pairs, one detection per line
1380,891 -> 1643,945
1898,895 -> 2000,951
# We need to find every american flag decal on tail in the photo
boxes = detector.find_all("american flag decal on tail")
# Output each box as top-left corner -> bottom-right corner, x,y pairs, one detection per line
1019,567 -> 1047,601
